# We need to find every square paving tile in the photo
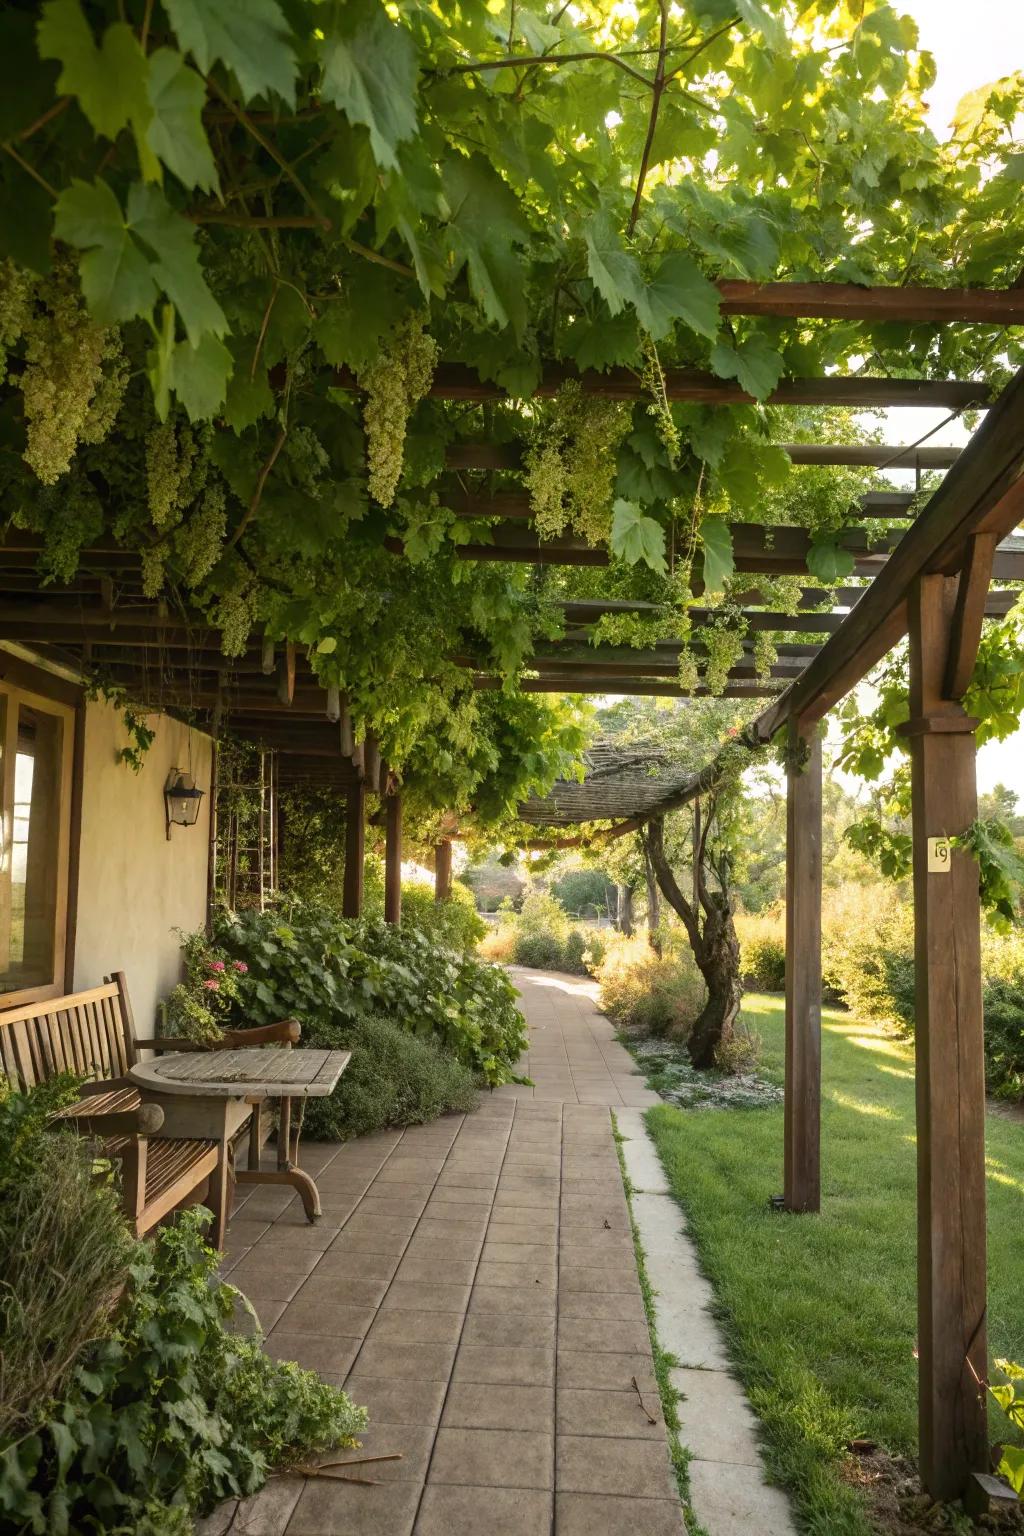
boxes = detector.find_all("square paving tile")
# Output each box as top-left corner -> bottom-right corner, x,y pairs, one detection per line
429,1427 -> 553,1490
343,1374 -> 447,1427
556,1435 -> 676,1499
557,1387 -> 664,1439
365,1309 -> 465,1346
391,1257 -> 478,1288
461,1311 -> 555,1348
558,1291 -> 647,1323
557,1350 -> 657,1393
352,1339 -> 457,1382
441,1381 -> 554,1432
554,1491 -> 685,1535
379,1282 -> 471,1314
557,1317 -> 654,1354
451,1343 -> 555,1386
287,1476 -> 419,1535
414,1484 -> 552,1536
273,1300 -> 377,1336
326,1422 -> 434,1483
265,1332 -> 359,1376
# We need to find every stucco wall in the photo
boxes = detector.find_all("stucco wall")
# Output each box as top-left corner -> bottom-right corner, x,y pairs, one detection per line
73,698 -> 212,1032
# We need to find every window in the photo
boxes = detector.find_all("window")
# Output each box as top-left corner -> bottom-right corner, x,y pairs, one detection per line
0,682 -> 74,1003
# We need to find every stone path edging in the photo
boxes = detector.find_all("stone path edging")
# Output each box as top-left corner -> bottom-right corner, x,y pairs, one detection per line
615,1108 -> 797,1536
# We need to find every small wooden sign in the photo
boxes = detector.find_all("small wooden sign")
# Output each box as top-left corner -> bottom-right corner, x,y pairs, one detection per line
927,836 -> 952,873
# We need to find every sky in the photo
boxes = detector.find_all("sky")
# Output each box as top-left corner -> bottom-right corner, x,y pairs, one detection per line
875,0 -> 1024,798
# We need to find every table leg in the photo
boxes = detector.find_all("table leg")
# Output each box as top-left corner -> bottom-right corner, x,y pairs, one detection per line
234,1095 -> 322,1223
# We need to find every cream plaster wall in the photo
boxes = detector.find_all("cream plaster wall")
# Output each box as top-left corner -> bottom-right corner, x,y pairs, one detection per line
72,698 -> 212,1032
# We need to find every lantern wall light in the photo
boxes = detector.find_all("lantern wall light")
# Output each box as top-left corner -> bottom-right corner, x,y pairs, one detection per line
164,769 -> 205,840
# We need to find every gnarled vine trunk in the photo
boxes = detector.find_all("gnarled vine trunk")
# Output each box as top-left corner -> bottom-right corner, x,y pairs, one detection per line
644,848 -> 662,955
645,811 -> 742,1070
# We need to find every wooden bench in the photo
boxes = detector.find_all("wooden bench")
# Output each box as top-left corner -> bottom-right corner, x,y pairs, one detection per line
0,973 -> 227,1244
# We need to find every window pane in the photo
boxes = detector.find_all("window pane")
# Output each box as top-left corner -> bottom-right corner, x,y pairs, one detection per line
0,702 -> 63,993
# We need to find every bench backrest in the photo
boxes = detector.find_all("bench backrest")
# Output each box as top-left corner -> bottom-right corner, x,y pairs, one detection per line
0,971 -> 137,1090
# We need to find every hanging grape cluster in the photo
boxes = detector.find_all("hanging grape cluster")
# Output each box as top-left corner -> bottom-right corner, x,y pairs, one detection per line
703,620 -> 745,695
525,382 -> 630,543
640,335 -> 681,468
16,261 -> 127,485
360,314 -> 438,508
753,631 -> 778,682
0,260 -> 33,386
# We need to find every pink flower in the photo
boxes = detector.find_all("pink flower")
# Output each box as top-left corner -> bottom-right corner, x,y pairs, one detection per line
208,959 -> 226,972
202,978 -> 220,992
232,960 -> 249,973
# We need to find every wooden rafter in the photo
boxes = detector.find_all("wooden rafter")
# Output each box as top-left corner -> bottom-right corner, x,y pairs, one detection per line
446,444 -> 960,472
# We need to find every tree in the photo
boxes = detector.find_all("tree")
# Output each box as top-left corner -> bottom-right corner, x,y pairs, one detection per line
644,801 -> 742,1069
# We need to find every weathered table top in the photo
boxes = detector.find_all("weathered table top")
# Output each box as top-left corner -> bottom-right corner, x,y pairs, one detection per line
129,1047 -> 351,1101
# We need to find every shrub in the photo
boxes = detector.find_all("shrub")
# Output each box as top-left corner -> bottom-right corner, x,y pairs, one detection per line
387,881 -> 486,954
160,929 -> 252,1043
212,903 -> 527,1088
0,1087 -> 366,1534
302,1013 -> 477,1140
596,933 -> 706,1040
743,934 -> 786,991
714,1029 -> 763,1075
0,1076 -> 132,1440
515,930 -> 568,969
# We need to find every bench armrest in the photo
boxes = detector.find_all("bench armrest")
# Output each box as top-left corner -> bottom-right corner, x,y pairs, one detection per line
76,1075 -> 135,1096
62,1102 -> 165,1137
222,1018 -> 301,1048
138,1019 -> 301,1052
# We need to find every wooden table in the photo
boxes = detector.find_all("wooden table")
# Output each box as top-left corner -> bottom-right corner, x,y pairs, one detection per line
129,1047 -> 351,1225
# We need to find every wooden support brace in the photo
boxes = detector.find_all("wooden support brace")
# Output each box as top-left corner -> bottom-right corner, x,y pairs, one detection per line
908,573 -> 989,1501
943,533 -> 997,700
783,726 -> 823,1214
276,641 -> 297,705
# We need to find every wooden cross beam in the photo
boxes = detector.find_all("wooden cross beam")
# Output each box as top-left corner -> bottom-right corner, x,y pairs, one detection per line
446,444 -> 959,472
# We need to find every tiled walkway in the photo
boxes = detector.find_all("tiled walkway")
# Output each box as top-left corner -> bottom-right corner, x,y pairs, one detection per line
203,968 -> 784,1536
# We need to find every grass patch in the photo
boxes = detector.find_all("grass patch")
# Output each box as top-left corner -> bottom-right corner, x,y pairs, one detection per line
611,1114 -> 709,1536
644,995 -> 1024,1536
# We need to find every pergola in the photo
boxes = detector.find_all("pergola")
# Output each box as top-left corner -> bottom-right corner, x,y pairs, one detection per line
3,280 -> 1024,1504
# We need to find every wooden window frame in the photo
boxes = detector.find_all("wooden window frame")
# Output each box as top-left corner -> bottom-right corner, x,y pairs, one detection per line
0,654 -> 81,1008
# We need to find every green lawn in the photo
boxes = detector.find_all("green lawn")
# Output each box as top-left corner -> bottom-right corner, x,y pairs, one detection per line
645,996 -> 1024,1536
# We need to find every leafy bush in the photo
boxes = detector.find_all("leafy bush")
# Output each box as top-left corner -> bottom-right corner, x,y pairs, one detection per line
160,929 -> 251,1043
213,904 -> 527,1088
991,1360 -> 1024,1493
302,1013 -> 477,1140
549,867 -> 615,918
399,881 -> 486,953
743,934 -> 786,991
0,1087 -> 366,1535
477,889 -> 607,976
0,1076 -> 132,1441
515,930 -> 568,969
596,933 -> 706,1040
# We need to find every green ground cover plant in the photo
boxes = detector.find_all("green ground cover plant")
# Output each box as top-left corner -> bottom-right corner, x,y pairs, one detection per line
645,996 -> 1024,1536
213,903 -> 526,1087
302,1013 -> 477,1141
0,1082 -> 365,1535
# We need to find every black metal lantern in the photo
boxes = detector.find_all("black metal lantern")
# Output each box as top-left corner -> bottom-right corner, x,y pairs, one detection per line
164,769 -> 204,839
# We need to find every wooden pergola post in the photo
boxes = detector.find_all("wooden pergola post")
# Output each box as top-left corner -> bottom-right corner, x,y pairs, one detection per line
434,839 -> 452,902
904,568 -> 990,1500
783,725 -> 822,1214
384,790 -> 403,925
342,780 -> 365,919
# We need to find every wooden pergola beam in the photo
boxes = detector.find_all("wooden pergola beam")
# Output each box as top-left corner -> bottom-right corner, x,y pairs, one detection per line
473,675 -> 778,698
783,728 -> 823,1215
336,363 -> 990,409
446,492 -> 916,522
447,444 -> 958,473
713,279 -> 1024,325
755,366 -> 1024,737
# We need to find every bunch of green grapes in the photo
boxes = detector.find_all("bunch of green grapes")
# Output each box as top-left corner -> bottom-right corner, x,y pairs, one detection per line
564,390 -> 630,544
360,314 -> 439,507
0,259 -> 33,385
145,419 -> 201,528
703,620 -> 746,695
20,263 -> 123,485
524,431 -> 569,538
753,630 -> 778,682
676,647 -> 701,693
141,540 -> 169,599
11,473 -> 103,584
178,479 -> 227,587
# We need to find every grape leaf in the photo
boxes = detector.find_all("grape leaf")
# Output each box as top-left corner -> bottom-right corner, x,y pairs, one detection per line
699,516 -> 735,594
169,332 -> 234,421
163,0 -> 296,106
610,499 -> 667,574
223,341 -> 273,431
320,0 -> 419,172
735,0 -> 788,53
637,251 -> 721,341
38,2 -> 159,179
566,309 -> 641,371
442,154 -> 529,335
807,533 -> 856,583
53,178 -> 157,323
126,182 -> 227,343
146,49 -> 219,193
583,213 -> 643,317
710,334 -> 785,400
